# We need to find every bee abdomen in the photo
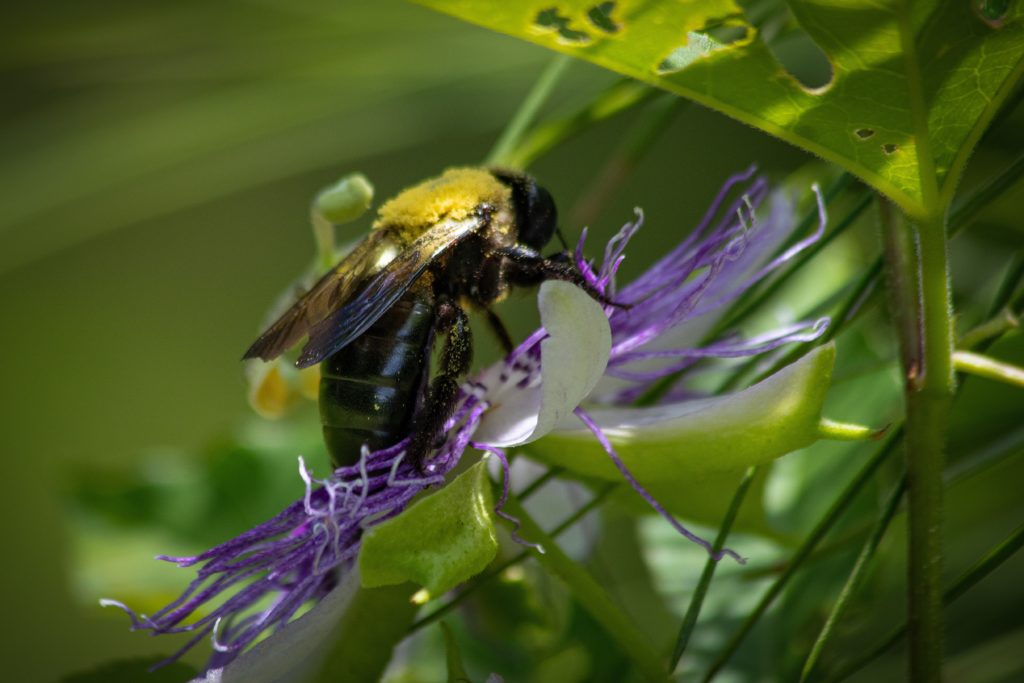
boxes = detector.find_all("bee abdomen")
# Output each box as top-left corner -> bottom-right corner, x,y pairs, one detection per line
319,297 -> 434,467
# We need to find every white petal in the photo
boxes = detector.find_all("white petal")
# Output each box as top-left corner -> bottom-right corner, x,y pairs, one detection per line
191,570 -> 361,683
473,281 -> 611,447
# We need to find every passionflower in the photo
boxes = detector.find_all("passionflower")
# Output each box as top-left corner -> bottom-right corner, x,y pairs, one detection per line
104,166 -> 847,681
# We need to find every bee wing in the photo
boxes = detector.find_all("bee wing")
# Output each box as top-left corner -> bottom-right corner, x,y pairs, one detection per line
295,214 -> 486,368
243,230 -> 396,362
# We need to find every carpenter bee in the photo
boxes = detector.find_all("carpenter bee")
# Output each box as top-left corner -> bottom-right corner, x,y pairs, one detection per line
244,167 -> 607,469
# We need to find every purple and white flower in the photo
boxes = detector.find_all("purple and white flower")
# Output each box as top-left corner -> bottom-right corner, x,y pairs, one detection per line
104,166 -> 833,681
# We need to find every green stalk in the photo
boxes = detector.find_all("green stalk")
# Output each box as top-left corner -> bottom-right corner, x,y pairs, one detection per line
503,493 -> 669,683
569,93 -> 685,229
821,253 -> 1024,680
948,153 -> 1024,231
669,466 -> 757,673
985,252 -> 1023,319
518,465 -> 564,500
953,350 -> 1024,388
701,428 -> 903,681
486,55 -> 573,168
880,199 -> 954,683
957,309 -> 1020,351
502,79 -> 657,170
798,475 -> 908,682
825,522 -> 1024,683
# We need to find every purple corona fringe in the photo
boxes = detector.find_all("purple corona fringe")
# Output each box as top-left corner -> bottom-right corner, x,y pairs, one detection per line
104,168 -> 828,669
573,169 -> 829,402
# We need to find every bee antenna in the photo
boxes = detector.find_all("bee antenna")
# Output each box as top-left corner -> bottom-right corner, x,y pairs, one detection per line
555,226 -> 570,251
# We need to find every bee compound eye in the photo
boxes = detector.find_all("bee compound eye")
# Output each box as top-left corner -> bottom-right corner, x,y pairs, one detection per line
518,182 -> 558,251
490,169 -> 558,250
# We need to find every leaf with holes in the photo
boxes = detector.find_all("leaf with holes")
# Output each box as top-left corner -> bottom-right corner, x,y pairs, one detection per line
414,0 -> 1024,218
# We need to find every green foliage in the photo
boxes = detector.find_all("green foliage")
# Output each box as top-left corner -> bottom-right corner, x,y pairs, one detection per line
14,1 -> 1024,681
360,461 -> 499,600
60,658 -> 197,683
414,0 -> 1024,217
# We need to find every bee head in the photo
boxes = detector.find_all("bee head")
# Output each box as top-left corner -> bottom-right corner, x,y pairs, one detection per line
491,169 -> 558,251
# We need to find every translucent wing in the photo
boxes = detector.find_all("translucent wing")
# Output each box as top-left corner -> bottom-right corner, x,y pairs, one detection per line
242,230 -> 398,362
295,214 -> 486,367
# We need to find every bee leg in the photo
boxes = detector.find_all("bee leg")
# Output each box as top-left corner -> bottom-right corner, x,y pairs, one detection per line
498,245 -> 621,308
407,297 -> 473,472
484,308 -> 515,355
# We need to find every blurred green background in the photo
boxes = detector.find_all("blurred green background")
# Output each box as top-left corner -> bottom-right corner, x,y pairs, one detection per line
3,1 -> 1022,681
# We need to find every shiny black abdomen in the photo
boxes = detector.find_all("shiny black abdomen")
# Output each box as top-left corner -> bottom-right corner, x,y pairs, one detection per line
319,295 -> 434,467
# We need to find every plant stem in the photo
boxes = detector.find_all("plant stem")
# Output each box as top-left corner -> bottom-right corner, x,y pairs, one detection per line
503,79 -> 657,170
957,309 -> 1020,351
825,521 -> 1024,683
799,475 -> 908,682
817,417 -> 885,441
953,350 -> 1024,388
486,55 -> 573,168
907,219 -> 953,683
518,465 -> 564,500
701,428 -> 903,681
669,466 -> 757,673
503,493 -> 669,682
948,152 -> 1024,230
880,199 -> 954,683
569,93 -> 685,228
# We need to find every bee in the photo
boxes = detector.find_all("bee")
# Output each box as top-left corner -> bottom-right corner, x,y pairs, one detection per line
243,167 -> 608,469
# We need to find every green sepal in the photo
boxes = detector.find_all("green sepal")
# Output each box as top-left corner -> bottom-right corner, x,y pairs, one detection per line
527,344 -> 836,528
359,460 -> 498,601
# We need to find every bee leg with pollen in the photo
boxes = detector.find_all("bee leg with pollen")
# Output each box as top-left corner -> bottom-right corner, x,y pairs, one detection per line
406,295 -> 473,472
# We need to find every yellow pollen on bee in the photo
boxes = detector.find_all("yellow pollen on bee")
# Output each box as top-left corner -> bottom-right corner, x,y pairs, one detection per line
373,167 -> 510,233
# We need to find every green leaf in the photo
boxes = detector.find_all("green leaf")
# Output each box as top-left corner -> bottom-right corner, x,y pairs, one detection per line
61,658 -> 197,683
359,461 -> 499,601
414,0 -> 1024,217
527,343 -> 836,527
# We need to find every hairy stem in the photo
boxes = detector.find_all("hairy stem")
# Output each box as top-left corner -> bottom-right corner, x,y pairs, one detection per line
880,198 -> 953,682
